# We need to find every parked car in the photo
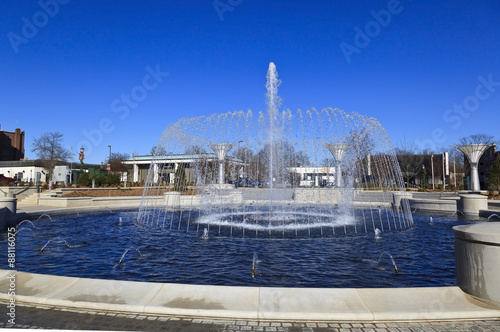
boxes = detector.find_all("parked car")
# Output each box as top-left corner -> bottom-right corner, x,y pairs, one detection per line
235,177 -> 258,188
0,174 -> 15,185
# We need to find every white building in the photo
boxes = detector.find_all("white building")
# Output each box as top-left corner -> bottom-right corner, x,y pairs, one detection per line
0,160 -> 48,183
0,160 -> 76,184
122,154 -> 245,184
288,166 -> 337,187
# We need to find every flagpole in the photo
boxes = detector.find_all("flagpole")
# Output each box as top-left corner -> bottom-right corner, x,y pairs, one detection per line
442,153 -> 446,191
431,154 -> 435,190
454,156 -> 457,192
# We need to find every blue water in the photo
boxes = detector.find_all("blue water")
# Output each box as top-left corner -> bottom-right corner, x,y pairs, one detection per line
0,210 -> 485,288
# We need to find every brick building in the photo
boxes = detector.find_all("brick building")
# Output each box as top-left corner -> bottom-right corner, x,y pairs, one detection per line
0,125 -> 25,161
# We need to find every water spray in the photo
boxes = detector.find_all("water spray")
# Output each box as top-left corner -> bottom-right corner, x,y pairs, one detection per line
251,252 -> 257,278
40,237 -> 70,253
378,251 -> 399,274
36,214 -> 52,222
117,247 -> 143,266
16,220 -> 36,230
202,228 -> 209,240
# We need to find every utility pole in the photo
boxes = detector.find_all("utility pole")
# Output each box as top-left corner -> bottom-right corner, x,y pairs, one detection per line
431,154 -> 435,190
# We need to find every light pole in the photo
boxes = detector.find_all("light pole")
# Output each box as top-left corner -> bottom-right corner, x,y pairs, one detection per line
108,145 -> 112,172
69,147 -> 73,185
79,147 -> 85,171
422,164 -> 426,190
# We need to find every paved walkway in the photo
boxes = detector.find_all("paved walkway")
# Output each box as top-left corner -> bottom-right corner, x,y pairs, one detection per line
2,302 -> 500,331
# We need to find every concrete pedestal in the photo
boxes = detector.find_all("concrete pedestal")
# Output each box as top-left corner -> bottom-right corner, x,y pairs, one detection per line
454,223 -> 500,307
164,192 -> 181,209
393,192 -> 412,211
0,197 -> 17,229
458,194 -> 488,216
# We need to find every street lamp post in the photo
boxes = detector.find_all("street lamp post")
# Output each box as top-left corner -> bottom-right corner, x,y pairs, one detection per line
69,147 -> 73,185
422,165 -> 426,190
79,147 -> 85,171
108,145 -> 112,172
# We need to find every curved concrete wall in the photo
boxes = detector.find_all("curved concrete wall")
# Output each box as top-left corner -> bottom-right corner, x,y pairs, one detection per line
454,223 -> 500,307
1,269 -> 500,321
408,198 -> 457,214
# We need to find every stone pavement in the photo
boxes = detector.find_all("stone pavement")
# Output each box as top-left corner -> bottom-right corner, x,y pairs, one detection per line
1,302 -> 499,331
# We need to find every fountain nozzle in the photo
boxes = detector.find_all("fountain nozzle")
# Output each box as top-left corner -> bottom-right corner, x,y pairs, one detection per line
251,265 -> 255,278
394,265 -> 399,274
118,258 -> 123,265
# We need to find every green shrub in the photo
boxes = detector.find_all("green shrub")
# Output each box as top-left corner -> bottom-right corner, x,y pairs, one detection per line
77,173 -> 90,186
107,173 -> 121,186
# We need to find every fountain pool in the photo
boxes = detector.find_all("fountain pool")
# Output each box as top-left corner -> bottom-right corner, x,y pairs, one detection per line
1,210 -> 483,288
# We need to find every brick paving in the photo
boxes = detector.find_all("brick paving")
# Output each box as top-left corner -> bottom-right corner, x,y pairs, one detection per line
1,302 -> 499,331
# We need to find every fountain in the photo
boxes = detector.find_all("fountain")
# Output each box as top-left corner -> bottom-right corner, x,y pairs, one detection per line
1,63 -> 499,323
2,63 -> 441,290
137,63 -> 413,238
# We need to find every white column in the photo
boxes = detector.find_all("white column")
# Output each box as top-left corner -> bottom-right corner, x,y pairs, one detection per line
133,164 -> 139,182
153,163 -> 159,183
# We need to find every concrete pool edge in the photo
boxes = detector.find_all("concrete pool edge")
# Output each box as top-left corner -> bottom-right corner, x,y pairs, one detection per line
1,269 -> 499,322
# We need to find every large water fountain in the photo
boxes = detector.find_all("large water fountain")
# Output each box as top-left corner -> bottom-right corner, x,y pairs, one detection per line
0,63 -> 484,291
4,64 -> 499,324
137,62 -> 413,238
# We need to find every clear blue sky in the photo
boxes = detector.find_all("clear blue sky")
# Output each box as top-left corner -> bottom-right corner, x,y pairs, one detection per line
1,0 -> 499,164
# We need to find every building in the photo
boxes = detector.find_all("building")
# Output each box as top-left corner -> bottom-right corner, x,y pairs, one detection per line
0,125 -> 25,161
288,167 -> 336,187
0,160 -> 48,183
0,159 -> 104,185
122,154 -> 244,184
478,145 -> 498,190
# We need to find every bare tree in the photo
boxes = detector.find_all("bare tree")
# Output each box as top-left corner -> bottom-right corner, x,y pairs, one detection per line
185,145 -> 207,155
150,145 -> 168,156
458,134 -> 495,145
107,152 -> 131,173
449,148 -> 466,188
395,138 -> 424,187
31,132 -> 72,186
